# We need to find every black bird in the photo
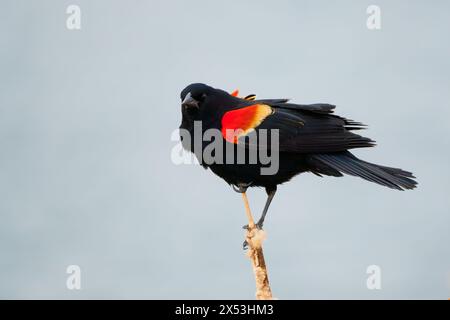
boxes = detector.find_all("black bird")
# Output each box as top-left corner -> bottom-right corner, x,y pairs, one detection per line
179,83 -> 417,231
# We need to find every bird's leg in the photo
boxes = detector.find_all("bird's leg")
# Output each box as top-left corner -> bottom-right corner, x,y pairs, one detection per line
255,188 -> 277,229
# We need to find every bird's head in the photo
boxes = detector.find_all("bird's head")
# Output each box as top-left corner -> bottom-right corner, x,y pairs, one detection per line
180,83 -> 238,119
180,83 -> 214,113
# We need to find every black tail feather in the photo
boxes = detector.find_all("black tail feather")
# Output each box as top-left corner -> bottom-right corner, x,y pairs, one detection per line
313,152 -> 417,190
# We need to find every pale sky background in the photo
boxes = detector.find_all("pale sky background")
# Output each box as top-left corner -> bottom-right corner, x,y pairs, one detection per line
0,0 -> 449,299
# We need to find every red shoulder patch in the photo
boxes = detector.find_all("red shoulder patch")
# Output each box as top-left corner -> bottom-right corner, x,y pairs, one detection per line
221,104 -> 273,143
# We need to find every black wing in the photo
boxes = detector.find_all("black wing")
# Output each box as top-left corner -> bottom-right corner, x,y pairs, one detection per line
243,101 -> 375,154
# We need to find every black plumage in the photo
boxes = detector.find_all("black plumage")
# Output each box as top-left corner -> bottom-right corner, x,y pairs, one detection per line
179,83 -> 417,228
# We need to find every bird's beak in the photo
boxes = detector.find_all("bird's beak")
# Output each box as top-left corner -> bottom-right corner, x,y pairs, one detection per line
182,92 -> 199,109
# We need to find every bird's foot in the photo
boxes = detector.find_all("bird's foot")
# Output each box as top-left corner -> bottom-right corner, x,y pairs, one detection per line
242,221 -> 264,231
242,221 -> 264,250
232,182 -> 253,194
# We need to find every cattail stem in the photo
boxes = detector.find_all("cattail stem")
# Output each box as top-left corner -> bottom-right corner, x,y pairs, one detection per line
241,192 -> 273,300
241,193 -> 255,229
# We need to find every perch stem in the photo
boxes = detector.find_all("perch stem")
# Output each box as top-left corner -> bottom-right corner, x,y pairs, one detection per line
241,192 -> 273,300
241,192 -> 255,229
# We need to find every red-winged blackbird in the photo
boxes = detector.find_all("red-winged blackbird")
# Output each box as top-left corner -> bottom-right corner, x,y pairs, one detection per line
179,83 -> 417,230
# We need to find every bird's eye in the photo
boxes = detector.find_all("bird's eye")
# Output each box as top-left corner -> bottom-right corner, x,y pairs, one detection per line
194,93 -> 207,101
189,93 -> 206,104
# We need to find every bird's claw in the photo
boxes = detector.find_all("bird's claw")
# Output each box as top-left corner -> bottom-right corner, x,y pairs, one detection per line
242,221 -> 264,230
242,221 -> 264,250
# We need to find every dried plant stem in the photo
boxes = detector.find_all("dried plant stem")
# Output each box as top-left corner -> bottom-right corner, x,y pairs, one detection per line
241,192 -> 273,300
